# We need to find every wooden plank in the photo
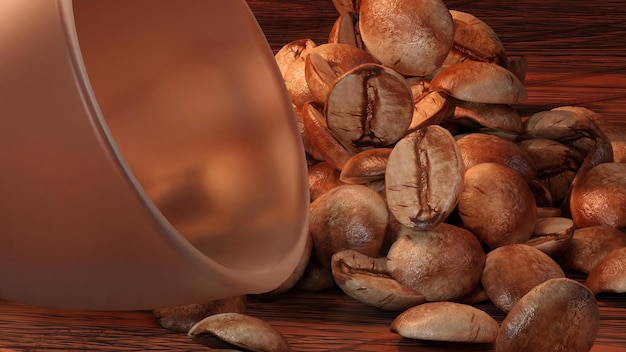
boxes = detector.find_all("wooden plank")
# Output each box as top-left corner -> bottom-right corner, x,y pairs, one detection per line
1,0 -> 626,350
1,289 -> 626,351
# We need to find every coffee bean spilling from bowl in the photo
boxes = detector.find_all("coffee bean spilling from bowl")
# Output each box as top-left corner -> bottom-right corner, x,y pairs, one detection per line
153,0 -> 626,349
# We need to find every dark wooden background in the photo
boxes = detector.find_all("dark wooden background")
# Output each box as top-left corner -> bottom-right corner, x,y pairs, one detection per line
1,0 -> 625,351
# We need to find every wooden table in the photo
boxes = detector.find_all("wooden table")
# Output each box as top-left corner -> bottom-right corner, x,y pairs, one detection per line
2,0 -> 626,351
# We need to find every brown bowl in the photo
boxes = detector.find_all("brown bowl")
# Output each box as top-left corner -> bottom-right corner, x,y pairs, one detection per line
0,0 -> 309,310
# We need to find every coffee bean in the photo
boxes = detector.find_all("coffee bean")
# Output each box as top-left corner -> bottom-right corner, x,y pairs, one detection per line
331,249 -> 425,311
188,312 -> 290,352
326,63 -> 413,149
495,278 -> 599,352
385,125 -> 464,229
391,301 -> 499,343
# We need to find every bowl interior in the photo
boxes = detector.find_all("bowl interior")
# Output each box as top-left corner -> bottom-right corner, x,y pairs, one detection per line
72,0 -> 309,272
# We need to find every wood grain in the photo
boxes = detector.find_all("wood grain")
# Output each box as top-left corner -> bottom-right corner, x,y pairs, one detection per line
2,0 -> 626,351
2,288 -> 626,351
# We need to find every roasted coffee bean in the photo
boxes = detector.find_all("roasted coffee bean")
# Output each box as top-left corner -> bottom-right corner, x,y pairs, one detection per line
455,132 -> 536,182
391,301 -> 499,343
339,148 -> 391,184
458,162 -> 537,249
302,102 -> 356,170
559,135 -> 614,218
281,44 -> 318,110
554,106 -> 626,162
385,125 -> 464,229
331,249 -> 425,311
309,184 -> 389,269
569,162 -> 626,228
559,226 -> 626,274
524,107 -> 606,155
359,0 -> 454,76
386,223 -> 485,302
304,52 -> 339,105
308,160 -> 344,202
304,43 -> 376,105
445,10 -> 506,66
407,91 -> 451,133
429,61 -> 527,104
482,244 -> 565,312
518,138 -> 584,205
328,12 -> 365,49
275,38 -> 317,77
495,278 -> 599,352
450,100 -> 523,134
586,246 -> 626,294
525,216 -> 574,259
325,63 -> 413,149
188,313 -> 290,352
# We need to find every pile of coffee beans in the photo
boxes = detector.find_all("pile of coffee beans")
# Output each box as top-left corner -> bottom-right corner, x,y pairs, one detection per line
274,0 -> 626,350
155,0 -> 626,350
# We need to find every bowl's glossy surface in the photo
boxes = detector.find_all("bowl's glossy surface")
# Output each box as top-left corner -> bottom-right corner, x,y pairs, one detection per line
0,0 -> 309,310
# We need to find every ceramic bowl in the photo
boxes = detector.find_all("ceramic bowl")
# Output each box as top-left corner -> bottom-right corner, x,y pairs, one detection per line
0,0 -> 309,310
